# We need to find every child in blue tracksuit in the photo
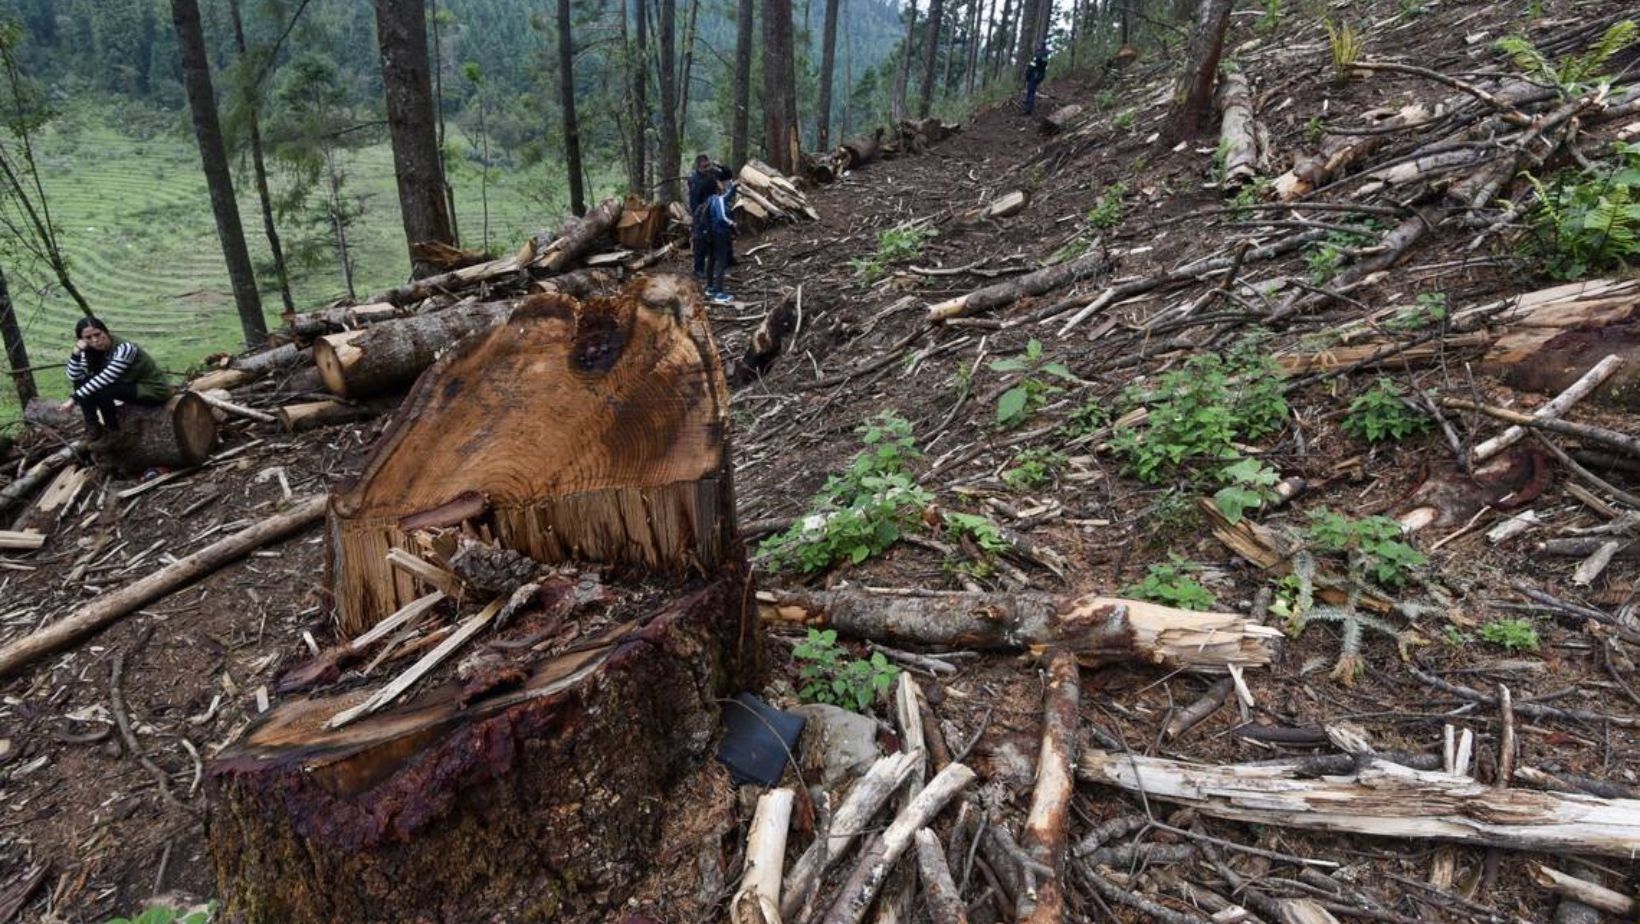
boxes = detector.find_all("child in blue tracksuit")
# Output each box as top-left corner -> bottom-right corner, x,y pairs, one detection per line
704,178 -> 737,303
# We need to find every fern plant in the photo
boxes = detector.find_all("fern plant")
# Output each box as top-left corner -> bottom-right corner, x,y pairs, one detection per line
1325,20 -> 1365,81
1496,21 -> 1636,94
1524,142 -> 1640,280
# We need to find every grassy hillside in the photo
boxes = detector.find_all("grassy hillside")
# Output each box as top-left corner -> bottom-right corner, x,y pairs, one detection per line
3,109 -> 614,423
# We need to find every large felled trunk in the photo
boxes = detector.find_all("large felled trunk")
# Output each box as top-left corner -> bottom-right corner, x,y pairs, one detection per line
326,274 -> 735,636
210,273 -> 756,923
25,393 -> 217,471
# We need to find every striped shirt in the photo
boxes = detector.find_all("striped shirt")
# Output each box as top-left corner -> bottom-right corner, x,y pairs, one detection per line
67,341 -> 138,400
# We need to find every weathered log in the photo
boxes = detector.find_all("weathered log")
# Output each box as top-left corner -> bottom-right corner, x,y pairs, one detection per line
209,563 -> 753,923
230,342 -> 311,377
329,274 -> 735,636
0,443 -> 81,517
1018,649 -> 1079,924
761,589 -> 1281,672
0,529 -> 45,550
0,496 -> 326,678
189,367 -> 253,392
276,399 -> 382,433
1216,72 -> 1258,188
1473,355 -> 1623,462
780,751 -> 922,921
839,128 -> 884,170
927,250 -> 1110,322
287,302 -> 406,340
615,196 -> 666,250
313,270 -> 615,399
1530,864 -> 1634,916
530,198 -> 625,273
1440,397 -> 1640,459
1078,751 -> 1640,858
731,788 -> 795,924
819,762 -> 976,924
1041,104 -> 1084,134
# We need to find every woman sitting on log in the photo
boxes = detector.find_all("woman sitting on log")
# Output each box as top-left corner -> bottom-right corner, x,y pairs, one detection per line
58,317 -> 170,437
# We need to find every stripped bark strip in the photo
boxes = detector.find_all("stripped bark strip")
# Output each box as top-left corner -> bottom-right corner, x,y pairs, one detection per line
819,761 -> 977,924
1017,648 -> 1079,924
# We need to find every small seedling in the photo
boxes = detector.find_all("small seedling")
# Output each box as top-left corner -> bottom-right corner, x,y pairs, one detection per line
1003,447 -> 1067,489
1057,185 -> 1127,260
1325,20 -> 1365,80
793,628 -> 900,712
1304,116 -> 1326,144
1306,509 -> 1426,589
1342,378 -> 1431,443
1124,557 -> 1216,611
851,225 -> 936,282
1059,399 -> 1110,438
1112,109 -> 1136,131
1258,0 -> 1282,32
108,904 -> 217,924
1384,292 -> 1448,331
1479,618 -> 1541,652
1213,457 -> 1282,524
992,339 -> 1076,428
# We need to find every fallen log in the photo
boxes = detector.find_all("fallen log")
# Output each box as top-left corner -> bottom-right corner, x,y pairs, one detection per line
329,274 -> 735,636
913,830 -> 969,924
1018,648 -> 1079,924
731,788 -> 795,924
839,128 -> 884,170
275,399 -> 382,433
760,589 -> 1281,672
26,393 -> 218,472
0,529 -> 45,550
819,761 -> 977,924
1530,864 -> 1634,916
0,495 -> 326,678
1078,751 -> 1640,858
1042,104 -> 1085,134
1216,72 -> 1258,188
1472,354 -> 1623,462
928,250 -> 1110,322
1439,397 -> 1640,459
189,367 -> 253,392
313,269 -> 615,400
1272,103 -> 1432,200
230,342 -> 311,377
287,301 -> 405,340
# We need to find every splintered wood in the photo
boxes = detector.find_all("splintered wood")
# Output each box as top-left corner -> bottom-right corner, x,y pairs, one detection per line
328,274 -> 734,636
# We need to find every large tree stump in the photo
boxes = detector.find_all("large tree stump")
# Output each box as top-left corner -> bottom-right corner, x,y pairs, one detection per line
24,393 -> 216,471
209,273 -> 755,922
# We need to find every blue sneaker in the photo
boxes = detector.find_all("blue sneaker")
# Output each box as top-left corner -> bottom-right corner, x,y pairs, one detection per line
712,291 -> 734,304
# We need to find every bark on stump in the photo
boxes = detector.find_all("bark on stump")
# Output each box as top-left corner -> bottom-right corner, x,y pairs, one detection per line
209,273 -> 756,923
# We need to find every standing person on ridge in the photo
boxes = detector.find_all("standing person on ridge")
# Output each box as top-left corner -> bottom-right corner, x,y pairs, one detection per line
1023,45 -> 1049,115
688,154 -> 734,280
58,317 -> 171,439
702,177 -> 738,304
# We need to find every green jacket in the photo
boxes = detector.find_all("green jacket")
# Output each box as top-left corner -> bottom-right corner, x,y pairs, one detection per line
67,336 -> 170,403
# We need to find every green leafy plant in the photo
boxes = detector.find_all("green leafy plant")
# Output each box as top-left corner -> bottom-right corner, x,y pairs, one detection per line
1112,109 -> 1136,131
1227,177 -> 1272,212
1479,618 -> 1541,651
793,628 -> 900,712
108,904 -> 216,924
945,511 -> 1011,555
1395,0 -> 1428,21
1342,378 -> 1432,443
1325,20 -> 1365,81
1306,509 -> 1427,589
1095,89 -> 1118,109
758,413 -> 934,572
1060,399 -> 1111,438
1212,139 -> 1233,183
1213,457 -> 1282,524
1257,0 -> 1282,33
1496,21 -> 1636,94
1003,447 -> 1067,489
1444,625 -> 1474,647
1124,557 -> 1216,610
1304,116 -> 1326,144
992,339 -> 1077,428
1385,292 -> 1447,332
851,225 -> 937,282
1523,142 -> 1640,280
1111,343 -> 1289,483
1057,184 -> 1127,260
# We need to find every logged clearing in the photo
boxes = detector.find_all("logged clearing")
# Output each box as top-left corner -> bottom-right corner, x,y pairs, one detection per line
2,3 -> 1640,923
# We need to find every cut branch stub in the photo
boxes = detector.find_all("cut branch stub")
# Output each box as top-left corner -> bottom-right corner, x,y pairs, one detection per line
329,274 -> 735,637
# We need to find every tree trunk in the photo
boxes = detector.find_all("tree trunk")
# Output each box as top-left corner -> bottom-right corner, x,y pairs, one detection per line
1012,0 -> 1040,77
657,0 -> 682,202
372,0 -> 456,269
557,0 -> 588,216
918,0 -> 946,117
677,0 -> 702,151
171,0 -> 266,348
630,0 -> 649,192
28,392 -> 218,472
276,399 -> 381,433
965,0 -> 982,94
227,0 -> 295,316
730,0 -> 754,168
0,262 -> 35,406
892,0 -> 921,121
816,0 -> 840,150
1171,0 -> 1235,142
761,0 -> 800,173
989,0 -> 1012,82
313,300 -> 512,399
926,247 -> 1108,321
326,274 -> 739,630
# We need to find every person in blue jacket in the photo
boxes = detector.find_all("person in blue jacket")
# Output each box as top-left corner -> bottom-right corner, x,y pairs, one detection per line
688,154 -> 734,279
1023,45 -> 1049,114
702,177 -> 737,304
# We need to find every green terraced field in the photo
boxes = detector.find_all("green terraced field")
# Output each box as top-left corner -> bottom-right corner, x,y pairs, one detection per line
3,120 -> 603,424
